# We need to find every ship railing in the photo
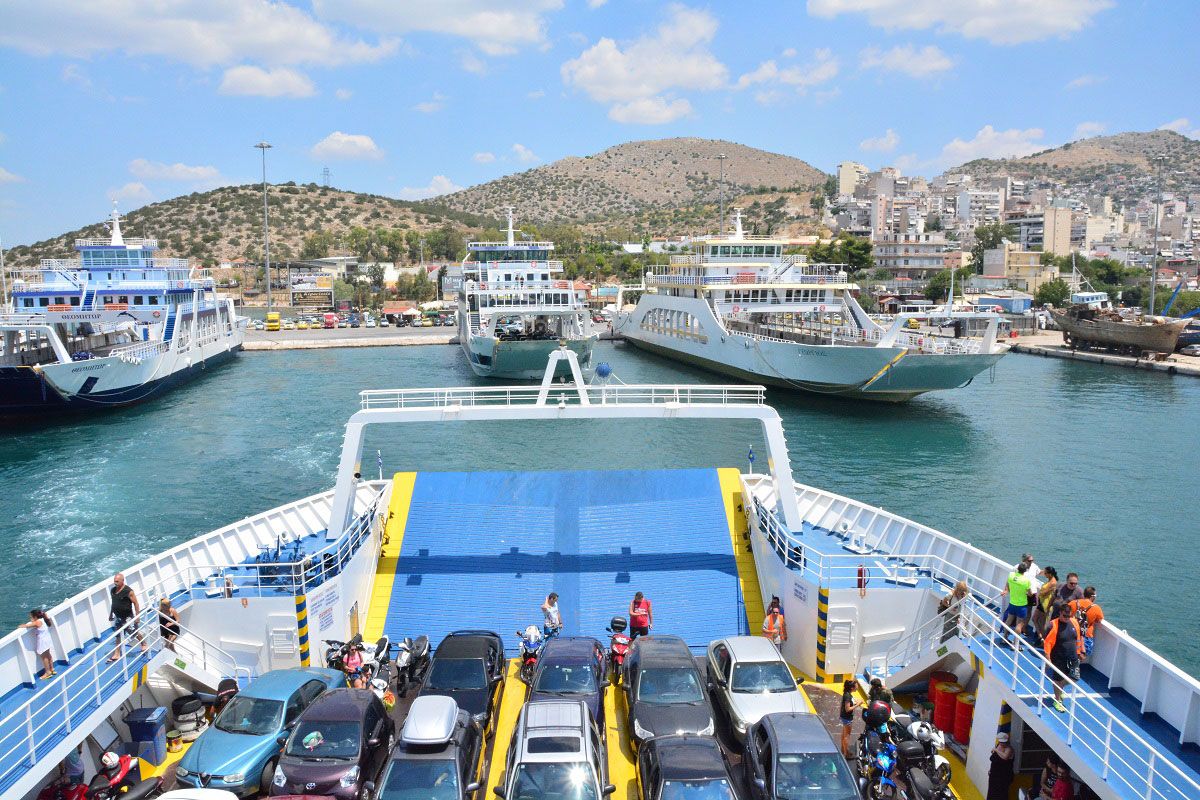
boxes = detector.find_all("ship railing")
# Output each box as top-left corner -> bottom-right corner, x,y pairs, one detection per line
952,599 -> 1200,800
74,237 -> 158,248
463,279 -> 575,291
359,383 -> 766,410
465,259 -> 563,270
668,254 -> 818,268
169,617 -> 254,685
111,340 -> 170,363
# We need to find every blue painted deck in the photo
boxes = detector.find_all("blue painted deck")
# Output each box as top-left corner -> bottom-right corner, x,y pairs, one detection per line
380,469 -> 745,651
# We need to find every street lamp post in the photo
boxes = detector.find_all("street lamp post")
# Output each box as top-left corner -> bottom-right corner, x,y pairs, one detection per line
717,153 -> 727,236
255,141 -> 273,312
1149,153 -> 1166,314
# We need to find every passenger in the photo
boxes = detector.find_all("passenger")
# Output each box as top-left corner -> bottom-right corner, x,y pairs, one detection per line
106,573 -> 146,663
839,679 -> 859,759
1050,572 -> 1084,621
1032,566 -> 1058,641
1043,604 -> 1085,713
937,581 -> 969,643
868,677 -> 893,707
1039,753 -> 1061,800
629,591 -> 652,638
1068,588 -> 1104,662
1052,764 -> 1075,800
541,592 -> 562,637
158,598 -> 181,652
986,733 -> 1015,800
60,743 -> 85,786
18,609 -> 56,679
762,606 -> 787,645
1000,562 -> 1033,649
766,595 -> 784,617
344,644 -> 366,688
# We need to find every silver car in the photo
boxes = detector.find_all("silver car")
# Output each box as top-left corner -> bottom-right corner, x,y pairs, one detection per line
494,700 -> 615,800
706,636 -> 808,741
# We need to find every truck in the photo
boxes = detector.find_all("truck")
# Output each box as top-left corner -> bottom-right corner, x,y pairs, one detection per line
323,312 -> 338,329
265,311 -> 281,331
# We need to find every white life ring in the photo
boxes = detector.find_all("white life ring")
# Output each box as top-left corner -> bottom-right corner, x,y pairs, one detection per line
819,305 -> 826,312
175,281 -> 185,289
818,277 -> 826,284
152,310 -> 161,318
732,305 -> 740,313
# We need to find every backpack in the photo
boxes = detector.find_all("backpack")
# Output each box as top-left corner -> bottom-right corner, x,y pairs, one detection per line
1075,600 -> 1093,632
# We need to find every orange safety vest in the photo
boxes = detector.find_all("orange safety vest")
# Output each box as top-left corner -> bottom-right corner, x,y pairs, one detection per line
763,612 -> 784,636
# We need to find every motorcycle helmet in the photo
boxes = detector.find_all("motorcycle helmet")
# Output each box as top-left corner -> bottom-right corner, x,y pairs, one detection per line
863,699 -> 892,728
609,616 -> 627,633
524,625 -> 543,643
370,677 -> 389,694
915,722 -> 933,743
100,751 -> 120,770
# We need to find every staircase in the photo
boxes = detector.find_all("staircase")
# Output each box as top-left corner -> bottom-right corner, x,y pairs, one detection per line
81,288 -> 95,310
469,312 -> 481,333
162,309 -> 177,343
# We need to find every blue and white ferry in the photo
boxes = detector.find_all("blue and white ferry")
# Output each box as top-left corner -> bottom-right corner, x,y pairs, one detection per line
1,350 -> 1197,800
0,206 -> 244,420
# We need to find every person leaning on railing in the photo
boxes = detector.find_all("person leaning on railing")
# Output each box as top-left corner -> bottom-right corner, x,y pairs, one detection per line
937,581 -> 969,644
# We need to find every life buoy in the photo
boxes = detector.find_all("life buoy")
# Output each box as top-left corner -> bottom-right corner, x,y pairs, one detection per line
818,277 -> 826,285
175,281 -> 185,289
479,282 -> 487,290
152,310 -> 161,318
917,337 -> 924,347
819,304 -> 826,312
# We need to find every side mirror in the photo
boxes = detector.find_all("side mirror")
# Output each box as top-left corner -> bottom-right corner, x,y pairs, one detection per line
753,778 -> 766,790
600,679 -> 611,688
364,782 -> 376,794
465,782 -> 481,794
493,787 -> 506,798
716,677 -> 728,688
367,737 -> 381,747
277,735 -> 288,745
603,785 -> 617,796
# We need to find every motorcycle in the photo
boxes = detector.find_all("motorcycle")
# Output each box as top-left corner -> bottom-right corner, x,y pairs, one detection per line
605,616 -> 631,685
900,720 -> 952,789
516,625 -> 544,683
358,635 -> 392,684
857,731 -> 901,800
86,776 -> 162,800
394,635 -> 430,696
323,637 -> 348,671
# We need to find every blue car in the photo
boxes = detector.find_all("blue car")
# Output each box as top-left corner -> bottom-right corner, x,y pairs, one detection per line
174,667 -> 345,797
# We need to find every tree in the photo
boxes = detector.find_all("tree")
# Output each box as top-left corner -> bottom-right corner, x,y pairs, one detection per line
925,214 -> 943,232
968,223 -> 1016,272
345,227 -> 373,261
366,264 -> 386,289
808,236 -> 873,273
1034,278 -> 1071,307
809,194 -> 825,215
301,231 -> 334,259
924,267 -> 973,302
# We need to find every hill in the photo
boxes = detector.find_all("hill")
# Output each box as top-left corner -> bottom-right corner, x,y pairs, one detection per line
432,138 -> 828,223
947,130 -> 1199,202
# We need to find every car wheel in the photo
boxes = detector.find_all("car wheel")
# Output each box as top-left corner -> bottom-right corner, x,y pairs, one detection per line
260,759 -> 276,793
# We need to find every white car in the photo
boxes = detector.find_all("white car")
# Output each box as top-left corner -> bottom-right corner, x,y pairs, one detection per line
158,790 -> 239,800
366,319 -> 377,328
1180,343 -> 1200,357
706,636 -> 808,741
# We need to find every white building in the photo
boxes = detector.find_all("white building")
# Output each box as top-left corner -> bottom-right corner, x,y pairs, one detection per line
837,161 -> 869,196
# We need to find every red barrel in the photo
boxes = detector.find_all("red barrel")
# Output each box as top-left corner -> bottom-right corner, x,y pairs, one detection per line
928,671 -> 956,696
934,682 -> 962,732
954,693 -> 975,744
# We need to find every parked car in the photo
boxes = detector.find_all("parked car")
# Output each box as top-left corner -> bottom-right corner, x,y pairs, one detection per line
706,637 -> 807,741
417,630 -> 506,728
637,735 -> 741,800
271,688 -> 395,799
494,700 -> 615,800
1180,343 -> 1200,356
253,321 -> 265,331
175,668 -> 344,797
623,636 -> 715,743
380,318 -> 391,328
743,713 -> 858,800
372,696 -> 483,800
366,319 -> 377,328
528,637 -> 608,725
158,791 -> 240,800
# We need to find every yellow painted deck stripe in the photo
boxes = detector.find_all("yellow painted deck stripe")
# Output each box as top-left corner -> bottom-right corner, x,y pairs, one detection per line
605,683 -> 639,800
363,472 -> 417,640
944,744 -> 982,800
485,659 -> 528,796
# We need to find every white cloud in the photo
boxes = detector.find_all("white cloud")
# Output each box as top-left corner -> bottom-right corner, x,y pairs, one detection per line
61,63 -> 92,90
893,153 -> 920,172
1065,73 -> 1103,90
859,44 -> 953,78
807,0 -> 1113,45
313,0 -> 562,58
414,92 -> 446,113
473,152 -> 496,163
561,5 -> 727,122
735,49 -> 839,93
1159,118 -> 1200,139
527,89 -> 546,100
310,131 -> 385,161
935,124 -> 1045,168
1073,121 -> 1106,139
0,167 -> 25,184
335,88 -> 354,100
396,175 -> 462,200
781,47 -> 798,58
609,96 -> 693,124
587,0 -> 607,7
460,51 -> 487,75
107,182 -> 152,204
0,131 -> 5,145
1,0 -> 397,68
512,143 -> 539,163
219,66 -> 315,98
129,159 -> 221,182
860,129 -> 900,152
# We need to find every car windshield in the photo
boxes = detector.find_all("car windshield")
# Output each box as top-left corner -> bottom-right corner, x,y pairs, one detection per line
535,664 -> 597,694
637,668 -> 704,705
380,757 -> 460,800
286,720 -> 361,760
427,658 -> 488,691
661,779 -> 737,800
774,754 -> 857,800
731,662 -> 797,693
214,696 -> 284,736
511,763 -> 598,800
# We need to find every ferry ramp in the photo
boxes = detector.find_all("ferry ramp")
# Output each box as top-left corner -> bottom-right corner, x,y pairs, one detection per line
367,468 -> 750,651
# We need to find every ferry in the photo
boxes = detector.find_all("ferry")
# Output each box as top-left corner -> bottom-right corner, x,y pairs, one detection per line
614,211 -> 1008,402
0,206 -> 245,421
456,208 -> 596,379
2,349 -> 1197,800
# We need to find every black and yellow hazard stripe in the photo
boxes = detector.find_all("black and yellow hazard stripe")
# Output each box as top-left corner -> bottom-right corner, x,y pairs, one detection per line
296,594 -> 310,667
816,587 -> 830,681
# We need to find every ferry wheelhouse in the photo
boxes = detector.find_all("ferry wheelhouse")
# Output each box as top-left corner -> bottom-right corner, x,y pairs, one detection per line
0,206 -> 244,420
456,208 -> 595,379
615,210 -> 1008,402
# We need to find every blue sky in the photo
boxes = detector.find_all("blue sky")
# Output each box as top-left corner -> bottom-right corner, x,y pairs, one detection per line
0,0 -> 1196,245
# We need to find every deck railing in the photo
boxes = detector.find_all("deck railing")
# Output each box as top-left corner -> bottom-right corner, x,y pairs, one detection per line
112,340 -> 170,363
360,383 -> 767,410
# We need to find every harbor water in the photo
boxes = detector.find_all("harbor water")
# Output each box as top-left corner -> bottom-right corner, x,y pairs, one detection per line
2,342 -> 1197,677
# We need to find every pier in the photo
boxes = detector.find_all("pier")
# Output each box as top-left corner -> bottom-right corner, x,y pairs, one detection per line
243,327 -> 455,350
1010,331 -> 1200,377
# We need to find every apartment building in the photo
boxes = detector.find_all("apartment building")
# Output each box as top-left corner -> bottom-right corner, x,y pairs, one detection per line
874,233 -> 949,279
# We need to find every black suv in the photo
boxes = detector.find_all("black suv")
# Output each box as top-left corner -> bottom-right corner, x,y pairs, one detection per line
372,695 -> 484,800
417,630 -> 507,729
622,636 -> 715,743
638,734 -> 742,800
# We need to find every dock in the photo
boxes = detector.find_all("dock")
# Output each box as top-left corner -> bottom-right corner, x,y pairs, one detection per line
1010,331 -> 1200,377
243,329 -> 455,350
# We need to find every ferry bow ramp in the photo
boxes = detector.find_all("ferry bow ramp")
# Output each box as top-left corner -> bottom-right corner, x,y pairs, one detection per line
370,468 -> 748,646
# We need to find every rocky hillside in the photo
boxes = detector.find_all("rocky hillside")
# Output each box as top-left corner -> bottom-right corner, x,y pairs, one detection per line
432,138 -> 828,223
5,184 -> 494,268
948,130 -> 1199,203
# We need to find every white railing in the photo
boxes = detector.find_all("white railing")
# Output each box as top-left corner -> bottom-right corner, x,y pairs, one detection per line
463,279 -> 574,291
75,237 -> 158,248
465,258 -> 562,270
668,253 -> 811,266
112,340 -> 170,363
168,617 -> 253,685
360,383 -> 767,410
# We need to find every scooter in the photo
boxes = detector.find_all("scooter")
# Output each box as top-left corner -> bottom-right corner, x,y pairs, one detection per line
900,720 -> 951,789
358,635 -> 392,684
516,625 -> 544,683
857,732 -> 900,800
86,776 -> 163,800
605,616 -> 631,685
394,635 -> 430,696
323,638 -> 348,671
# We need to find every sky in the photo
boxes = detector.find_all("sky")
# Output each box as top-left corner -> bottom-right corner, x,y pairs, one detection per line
0,0 -> 1197,246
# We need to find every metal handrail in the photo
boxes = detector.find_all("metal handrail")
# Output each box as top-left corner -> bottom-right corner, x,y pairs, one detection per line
359,384 -> 767,410
169,617 -> 253,685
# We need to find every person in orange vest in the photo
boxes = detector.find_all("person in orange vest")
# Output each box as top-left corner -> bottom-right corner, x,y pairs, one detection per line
762,606 -> 787,645
1068,587 -> 1104,662
1043,603 -> 1085,713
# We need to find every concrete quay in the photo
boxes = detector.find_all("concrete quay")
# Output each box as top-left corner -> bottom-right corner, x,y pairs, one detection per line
244,326 -> 455,350
1010,331 -> 1200,377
